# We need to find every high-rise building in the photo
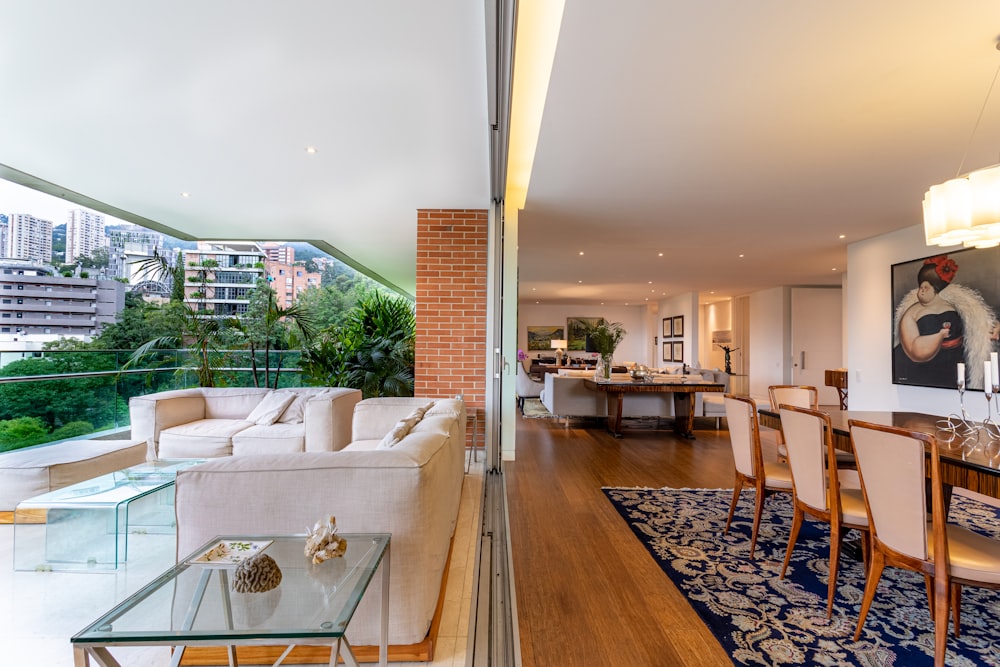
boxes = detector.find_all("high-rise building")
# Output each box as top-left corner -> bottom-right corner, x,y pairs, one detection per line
6,214 -> 53,265
106,226 -> 170,294
260,242 -> 294,265
183,241 -> 266,317
0,214 -> 7,258
266,261 -> 321,308
66,209 -> 106,264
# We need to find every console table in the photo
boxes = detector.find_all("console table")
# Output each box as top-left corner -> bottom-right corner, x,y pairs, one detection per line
584,378 -> 725,439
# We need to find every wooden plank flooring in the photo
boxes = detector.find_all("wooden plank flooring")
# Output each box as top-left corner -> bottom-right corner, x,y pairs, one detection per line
505,415 -> 742,667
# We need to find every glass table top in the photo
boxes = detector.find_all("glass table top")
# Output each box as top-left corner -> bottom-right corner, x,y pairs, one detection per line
72,533 -> 391,645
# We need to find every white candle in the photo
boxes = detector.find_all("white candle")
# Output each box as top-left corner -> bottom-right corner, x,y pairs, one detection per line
958,362 -> 966,384
992,352 -> 999,387
986,361 -> 992,390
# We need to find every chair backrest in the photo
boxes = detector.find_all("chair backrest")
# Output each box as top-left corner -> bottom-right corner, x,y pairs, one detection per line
849,420 -> 933,560
724,394 -> 762,478
516,364 -> 543,397
779,405 -> 831,512
768,385 -> 818,410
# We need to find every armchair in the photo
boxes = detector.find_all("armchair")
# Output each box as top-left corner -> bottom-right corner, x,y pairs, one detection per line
516,364 -> 544,411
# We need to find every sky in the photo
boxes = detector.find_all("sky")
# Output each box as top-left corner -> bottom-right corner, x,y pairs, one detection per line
0,179 -> 128,227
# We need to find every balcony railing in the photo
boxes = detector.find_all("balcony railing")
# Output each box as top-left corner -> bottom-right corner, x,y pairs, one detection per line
0,349 -> 304,453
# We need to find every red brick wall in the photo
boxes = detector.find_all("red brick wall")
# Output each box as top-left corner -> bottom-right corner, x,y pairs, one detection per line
415,209 -> 488,447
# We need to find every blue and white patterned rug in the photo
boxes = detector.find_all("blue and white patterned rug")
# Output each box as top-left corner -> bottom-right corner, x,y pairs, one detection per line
603,487 -> 1000,666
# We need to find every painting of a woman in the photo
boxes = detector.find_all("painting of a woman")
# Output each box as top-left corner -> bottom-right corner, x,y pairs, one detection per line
893,254 -> 999,389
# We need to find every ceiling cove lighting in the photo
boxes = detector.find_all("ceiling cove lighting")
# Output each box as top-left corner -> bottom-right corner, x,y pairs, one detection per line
924,41 -> 1000,249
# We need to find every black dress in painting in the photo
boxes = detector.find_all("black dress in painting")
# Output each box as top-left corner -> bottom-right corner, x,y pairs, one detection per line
894,310 -> 965,387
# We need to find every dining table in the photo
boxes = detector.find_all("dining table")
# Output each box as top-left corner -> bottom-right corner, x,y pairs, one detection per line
757,407 -> 1000,500
584,377 -> 725,439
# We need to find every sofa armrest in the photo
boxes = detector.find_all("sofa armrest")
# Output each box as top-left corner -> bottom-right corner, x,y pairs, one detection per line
303,388 -> 363,452
129,389 -> 207,460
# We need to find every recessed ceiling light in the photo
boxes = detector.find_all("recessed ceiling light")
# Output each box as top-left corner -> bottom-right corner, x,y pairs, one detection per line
738,254 -> 744,258
658,252 -> 663,257
579,251 -> 584,256
181,192 -> 190,198
305,146 -> 318,154
710,291 -> 715,294
839,234 -> 845,239
532,287 -> 536,291
832,268 -> 838,271
578,280 -> 582,283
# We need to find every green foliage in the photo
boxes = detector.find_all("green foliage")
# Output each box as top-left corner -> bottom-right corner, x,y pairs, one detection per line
0,417 -> 49,452
171,251 -> 186,302
77,246 -> 110,269
50,420 -> 95,440
300,291 -> 415,397
585,321 -> 627,356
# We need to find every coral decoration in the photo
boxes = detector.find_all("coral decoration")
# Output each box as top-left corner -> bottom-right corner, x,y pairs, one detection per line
305,515 -> 348,564
925,255 -> 958,284
232,553 -> 282,593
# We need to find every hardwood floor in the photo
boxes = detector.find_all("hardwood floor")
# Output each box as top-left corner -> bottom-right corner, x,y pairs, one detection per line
505,414 -> 743,667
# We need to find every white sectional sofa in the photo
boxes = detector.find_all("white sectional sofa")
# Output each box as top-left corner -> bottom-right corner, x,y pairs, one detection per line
173,397 -> 466,653
129,386 -> 362,460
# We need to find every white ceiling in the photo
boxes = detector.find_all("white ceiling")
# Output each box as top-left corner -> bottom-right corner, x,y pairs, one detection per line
3,2 -> 1000,307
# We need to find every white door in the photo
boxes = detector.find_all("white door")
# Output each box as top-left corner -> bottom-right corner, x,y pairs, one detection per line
791,287 -> 842,406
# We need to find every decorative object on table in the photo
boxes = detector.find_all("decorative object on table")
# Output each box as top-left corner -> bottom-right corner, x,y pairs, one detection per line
231,552 -> 283,593
603,486 -> 1000,666
304,515 -> 348,564
628,364 -> 650,382
526,325 -> 564,350
188,539 -> 274,567
550,339 -> 568,367
717,345 -> 739,374
585,321 -> 627,380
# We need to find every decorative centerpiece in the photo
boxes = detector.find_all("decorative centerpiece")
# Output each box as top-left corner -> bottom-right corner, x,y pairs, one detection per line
585,321 -> 627,380
304,515 -> 348,564
629,364 -> 650,382
232,553 -> 282,593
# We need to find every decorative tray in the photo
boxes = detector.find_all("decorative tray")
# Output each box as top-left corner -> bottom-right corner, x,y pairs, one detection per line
188,540 -> 273,567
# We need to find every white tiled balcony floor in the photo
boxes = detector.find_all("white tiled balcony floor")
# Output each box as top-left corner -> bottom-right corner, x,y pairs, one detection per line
0,453 -> 483,667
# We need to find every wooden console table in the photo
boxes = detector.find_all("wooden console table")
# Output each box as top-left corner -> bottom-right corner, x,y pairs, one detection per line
583,378 -> 725,439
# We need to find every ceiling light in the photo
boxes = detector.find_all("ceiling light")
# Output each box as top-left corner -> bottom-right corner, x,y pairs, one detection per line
658,252 -> 663,257
738,254 -> 744,258
579,251 -> 584,256
305,146 -> 318,154
924,41 -> 1000,249
181,192 -> 190,198
839,234 -> 846,239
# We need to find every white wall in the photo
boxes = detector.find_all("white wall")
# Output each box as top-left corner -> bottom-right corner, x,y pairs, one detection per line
517,304 -> 650,365
749,286 -> 788,398
846,224 -> 990,418
701,300 -> 732,371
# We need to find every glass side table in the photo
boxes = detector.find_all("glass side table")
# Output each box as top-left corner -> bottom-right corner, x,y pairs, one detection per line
13,458 -> 203,571
72,533 -> 390,667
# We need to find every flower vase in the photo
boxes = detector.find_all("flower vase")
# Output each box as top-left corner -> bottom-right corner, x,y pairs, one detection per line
595,354 -> 613,380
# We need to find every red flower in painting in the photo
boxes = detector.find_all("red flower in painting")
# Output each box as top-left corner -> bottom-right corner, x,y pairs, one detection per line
924,255 -> 958,284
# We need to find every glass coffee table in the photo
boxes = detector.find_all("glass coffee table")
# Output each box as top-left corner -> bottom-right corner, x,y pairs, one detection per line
71,533 -> 390,667
13,458 -> 204,571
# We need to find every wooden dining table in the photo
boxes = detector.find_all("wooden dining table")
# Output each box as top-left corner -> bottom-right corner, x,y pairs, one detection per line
584,378 -> 725,439
758,407 -> 1000,500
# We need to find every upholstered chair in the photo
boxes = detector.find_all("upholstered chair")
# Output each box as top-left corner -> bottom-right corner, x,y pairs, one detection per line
849,420 -> 1000,666
515,364 -> 544,412
769,384 -> 854,468
723,394 -> 794,558
778,405 -> 869,617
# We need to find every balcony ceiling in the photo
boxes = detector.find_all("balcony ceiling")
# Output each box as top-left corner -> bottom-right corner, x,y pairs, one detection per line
3,2 -> 1000,306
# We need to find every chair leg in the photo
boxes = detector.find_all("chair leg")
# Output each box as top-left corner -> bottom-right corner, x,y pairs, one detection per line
854,550 -> 885,641
724,476 -> 745,535
748,483 -> 767,559
952,583 -> 962,638
827,522 -> 842,619
780,504 -> 803,579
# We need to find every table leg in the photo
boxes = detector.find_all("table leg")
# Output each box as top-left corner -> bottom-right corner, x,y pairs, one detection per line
672,393 -> 696,439
605,392 -> 625,438
380,541 -> 390,667
75,647 -> 121,667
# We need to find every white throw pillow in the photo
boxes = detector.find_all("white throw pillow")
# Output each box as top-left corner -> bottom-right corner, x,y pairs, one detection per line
278,394 -> 307,424
376,402 -> 436,449
246,391 -> 296,426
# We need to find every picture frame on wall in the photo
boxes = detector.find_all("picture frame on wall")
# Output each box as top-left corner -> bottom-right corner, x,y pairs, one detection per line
891,247 -> 1000,390
526,325 -> 565,351
672,316 -> 684,337
567,317 -> 603,351
663,341 -> 671,362
662,318 -> 672,338
672,341 -> 684,364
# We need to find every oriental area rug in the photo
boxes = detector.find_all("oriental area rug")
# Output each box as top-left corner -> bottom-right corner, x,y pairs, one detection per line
521,398 -> 558,419
603,487 -> 1000,666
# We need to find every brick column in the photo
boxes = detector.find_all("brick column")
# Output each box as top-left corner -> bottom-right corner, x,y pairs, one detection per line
415,209 -> 488,447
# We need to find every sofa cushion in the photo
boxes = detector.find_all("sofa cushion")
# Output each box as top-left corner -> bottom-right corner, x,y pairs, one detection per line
276,393 -> 307,424
245,391 -> 296,425
231,423 -> 306,455
158,419 -> 254,458
201,388 -> 273,419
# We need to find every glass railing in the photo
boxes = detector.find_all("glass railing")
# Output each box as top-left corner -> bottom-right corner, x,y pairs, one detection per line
0,350 -> 304,453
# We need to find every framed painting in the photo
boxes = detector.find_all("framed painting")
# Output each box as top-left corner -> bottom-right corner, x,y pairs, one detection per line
567,317 -> 603,351
891,247 -> 1000,390
672,316 -> 684,337
672,342 -> 684,364
712,330 -> 732,344
663,342 -> 671,362
526,325 -> 565,351
662,318 -> 672,338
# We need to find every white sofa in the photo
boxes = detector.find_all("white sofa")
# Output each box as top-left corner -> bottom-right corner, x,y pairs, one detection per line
173,397 -> 466,650
129,386 -> 362,460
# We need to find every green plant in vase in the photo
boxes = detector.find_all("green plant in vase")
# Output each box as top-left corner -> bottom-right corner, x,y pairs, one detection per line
585,321 -> 627,380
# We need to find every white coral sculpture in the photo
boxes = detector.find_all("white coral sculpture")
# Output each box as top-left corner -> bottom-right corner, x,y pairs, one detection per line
304,515 -> 348,564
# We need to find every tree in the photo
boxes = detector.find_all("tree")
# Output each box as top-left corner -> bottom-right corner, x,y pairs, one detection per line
236,278 -> 317,388
77,246 -> 110,269
171,251 -> 185,302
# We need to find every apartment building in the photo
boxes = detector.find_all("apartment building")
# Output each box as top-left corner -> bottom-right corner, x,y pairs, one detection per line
183,241 -> 266,317
5,214 -> 53,265
65,209 -> 105,264
259,241 -> 294,265
265,261 -> 321,308
0,259 -> 125,340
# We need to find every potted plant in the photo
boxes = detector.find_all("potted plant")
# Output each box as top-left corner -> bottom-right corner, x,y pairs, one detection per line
585,321 -> 627,380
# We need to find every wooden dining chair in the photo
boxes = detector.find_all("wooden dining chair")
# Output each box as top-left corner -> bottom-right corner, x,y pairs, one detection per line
849,420 -> 1000,666
769,384 -> 854,468
723,394 -> 793,558
778,405 -> 869,617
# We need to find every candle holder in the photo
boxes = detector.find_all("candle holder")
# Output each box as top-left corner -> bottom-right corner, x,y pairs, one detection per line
985,384 -> 1000,440
939,380 -> 978,436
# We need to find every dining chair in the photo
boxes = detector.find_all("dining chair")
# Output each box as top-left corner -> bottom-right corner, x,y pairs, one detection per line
778,405 -> 869,617
849,419 -> 1000,666
723,394 -> 793,558
769,384 -> 855,468
515,363 -> 544,412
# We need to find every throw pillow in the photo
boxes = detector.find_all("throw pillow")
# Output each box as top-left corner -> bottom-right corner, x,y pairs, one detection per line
376,402 -> 436,449
246,392 -> 296,426
278,394 -> 307,424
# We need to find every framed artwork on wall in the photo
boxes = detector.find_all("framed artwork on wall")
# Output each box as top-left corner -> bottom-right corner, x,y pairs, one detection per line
663,341 -> 671,362
672,316 -> 684,337
567,317 -> 603,351
891,247 -> 1000,390
662,318 -> 672,337
526,326 -> 565,351
672,342 -> 684,364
